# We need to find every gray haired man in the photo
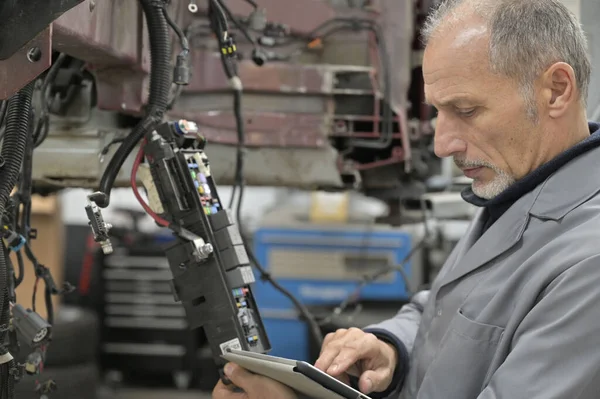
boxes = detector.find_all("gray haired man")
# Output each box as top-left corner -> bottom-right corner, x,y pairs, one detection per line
213,0 -> 600,398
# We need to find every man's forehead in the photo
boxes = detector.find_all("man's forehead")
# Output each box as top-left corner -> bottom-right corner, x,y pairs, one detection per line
423,20 -> 492,103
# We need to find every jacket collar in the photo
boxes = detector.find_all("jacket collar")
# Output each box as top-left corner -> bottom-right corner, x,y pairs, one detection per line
529,140 -> 600,220
437,122 -> 600,289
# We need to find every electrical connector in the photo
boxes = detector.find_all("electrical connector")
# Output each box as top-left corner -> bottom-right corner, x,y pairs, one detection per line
251,48 -> 268,67
221,36 -> 237,58
173,120 -> 199,136
11,304 -> 51,347
173,53 -> 191,85
85,194 -> 113,254
2,227 -> 25,251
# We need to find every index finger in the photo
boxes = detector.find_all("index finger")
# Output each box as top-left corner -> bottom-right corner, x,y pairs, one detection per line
327,335 -> 381,376
315,329 -> 356,371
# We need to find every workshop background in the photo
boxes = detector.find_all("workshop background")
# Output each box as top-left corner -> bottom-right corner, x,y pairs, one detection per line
7,0 -> 600,398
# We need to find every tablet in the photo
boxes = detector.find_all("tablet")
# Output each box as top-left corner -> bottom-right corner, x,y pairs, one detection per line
221,349 -> 372,399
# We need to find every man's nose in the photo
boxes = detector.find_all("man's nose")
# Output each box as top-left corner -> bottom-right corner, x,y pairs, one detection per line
433,115 -> 467,158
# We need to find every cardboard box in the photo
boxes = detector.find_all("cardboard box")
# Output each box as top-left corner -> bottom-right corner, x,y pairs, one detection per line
12,195 -> 64,320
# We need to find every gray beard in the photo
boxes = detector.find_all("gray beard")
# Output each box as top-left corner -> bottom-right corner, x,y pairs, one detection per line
471,170 -> 516,199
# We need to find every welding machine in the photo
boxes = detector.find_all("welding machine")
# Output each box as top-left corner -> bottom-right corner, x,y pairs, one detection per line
252,207 -> 426,361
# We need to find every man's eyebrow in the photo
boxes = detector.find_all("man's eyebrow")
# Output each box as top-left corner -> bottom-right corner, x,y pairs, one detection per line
423,96 -> 475,108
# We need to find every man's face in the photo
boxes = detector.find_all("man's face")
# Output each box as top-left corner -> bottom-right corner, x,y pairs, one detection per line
423,22 -> 542,199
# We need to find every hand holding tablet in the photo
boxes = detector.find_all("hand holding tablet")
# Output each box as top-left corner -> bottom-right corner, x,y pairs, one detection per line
217,349 -> 372,399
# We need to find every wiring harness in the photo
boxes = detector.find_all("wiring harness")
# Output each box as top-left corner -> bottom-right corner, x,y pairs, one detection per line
0,73 -> 73,398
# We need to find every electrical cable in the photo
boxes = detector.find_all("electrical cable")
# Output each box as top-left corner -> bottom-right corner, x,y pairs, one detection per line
0,101 -> 7,138
22,242 -> 57,325
210,0 -> 230,34
206,2 -> 323,345
130,140 -> 171,227
287,18 -> 395,149
0,81 -> 34,399
163,6 -> 190,53
34,53 -> 67,148
13,252 -> 24,288
217,0 -> 258,47
235,183 -> 324,347
229,87 -> 324,346
254,16 -> 395,148
321,201 -> 431,326
94,0 -> 171,209
227,89 -> 244,210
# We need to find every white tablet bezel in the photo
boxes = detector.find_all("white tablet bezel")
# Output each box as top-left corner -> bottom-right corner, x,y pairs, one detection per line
221,349 -> 372,399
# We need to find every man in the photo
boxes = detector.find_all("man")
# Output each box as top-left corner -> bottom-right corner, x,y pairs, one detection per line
214,0 -> 600,397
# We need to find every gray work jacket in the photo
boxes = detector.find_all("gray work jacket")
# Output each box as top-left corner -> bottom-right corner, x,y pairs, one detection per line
366,145 -> 600,399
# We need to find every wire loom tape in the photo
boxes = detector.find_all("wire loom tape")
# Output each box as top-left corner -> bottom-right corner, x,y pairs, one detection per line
0,352 -> 13,364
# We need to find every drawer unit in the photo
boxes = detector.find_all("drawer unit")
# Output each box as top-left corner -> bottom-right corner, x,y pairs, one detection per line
99,241 -> 201,384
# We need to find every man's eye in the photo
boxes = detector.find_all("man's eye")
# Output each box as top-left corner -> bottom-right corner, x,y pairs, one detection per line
457,108 -> 476,117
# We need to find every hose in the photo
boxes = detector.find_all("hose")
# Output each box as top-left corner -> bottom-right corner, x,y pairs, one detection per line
0,82 -> 33,219
0,81 -> 34,326
95,0 -> 171,208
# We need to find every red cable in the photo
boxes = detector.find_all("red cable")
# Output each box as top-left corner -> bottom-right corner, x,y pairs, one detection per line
131,140 -> 170,227
78,233 -> 96,296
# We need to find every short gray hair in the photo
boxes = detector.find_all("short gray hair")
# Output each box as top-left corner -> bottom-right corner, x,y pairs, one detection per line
422,0 -> 592,120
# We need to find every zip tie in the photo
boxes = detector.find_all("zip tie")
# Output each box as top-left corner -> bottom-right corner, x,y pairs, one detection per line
229,76 -> 243,91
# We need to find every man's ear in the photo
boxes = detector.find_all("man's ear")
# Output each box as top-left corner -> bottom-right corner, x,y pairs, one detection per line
540,62 -> 577,118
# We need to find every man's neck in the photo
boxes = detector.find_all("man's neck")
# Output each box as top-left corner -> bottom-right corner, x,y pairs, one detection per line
533,117 -> 590,172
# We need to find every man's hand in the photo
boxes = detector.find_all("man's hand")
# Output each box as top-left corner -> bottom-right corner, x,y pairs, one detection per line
212,362 -> 298,399
314,328 -> 398,394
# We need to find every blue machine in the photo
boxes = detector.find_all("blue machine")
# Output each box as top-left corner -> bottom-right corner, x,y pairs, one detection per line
252,222 -> 421,361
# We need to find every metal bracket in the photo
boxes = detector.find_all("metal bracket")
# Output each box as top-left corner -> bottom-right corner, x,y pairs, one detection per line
0,27 -> 52,100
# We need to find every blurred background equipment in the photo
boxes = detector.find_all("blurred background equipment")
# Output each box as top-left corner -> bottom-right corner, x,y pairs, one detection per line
94,210 -> 202,390
250,192 -> 427,362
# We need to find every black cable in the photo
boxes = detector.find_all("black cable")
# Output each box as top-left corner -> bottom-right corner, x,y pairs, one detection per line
95,0 -> 171,208
99,137 -> 126,159
230,89 -> 323,346
0,82 -> 35,341
217,0 -> 257,46
163,6 -> 190,53
236,183 -> 324,347
206,0 -> 324,346
0,292 -> 13,399
167,84 -> 184,110
0,101 -> 7,136
44,284 -> 53,326
228,90 -> 244,210
13,252 -> 24,288
210,0 -> 229,34
10,103 -> 36,292
322,201 -> 431,325
34,53 -> 68,148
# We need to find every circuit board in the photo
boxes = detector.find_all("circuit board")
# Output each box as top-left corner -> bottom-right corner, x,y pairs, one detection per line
184,152 -> 222,216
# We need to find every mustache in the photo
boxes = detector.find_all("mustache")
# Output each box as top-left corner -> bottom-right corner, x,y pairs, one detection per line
453,158 -> 493,169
